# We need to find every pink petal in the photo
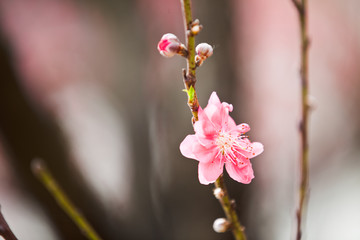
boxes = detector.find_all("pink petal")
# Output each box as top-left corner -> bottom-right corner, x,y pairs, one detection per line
208,91 -> 221,105
194,144 -> 218,163
198,161 -> 224,185
180,135 -> 218,163
194,107 -> 216,137
251,142 -> 264,157
239,141 -> 264,159
204,94 -> 233,130
179,135 -> 197,159
204,93 -> 222,125
157,39 -> 171,51
236,123 -> 251,134
203,103 -> 220,125
196,135 -> 215,148
222,115 -> 237,132
221,102 -> 234,113
225,162 -> 254,184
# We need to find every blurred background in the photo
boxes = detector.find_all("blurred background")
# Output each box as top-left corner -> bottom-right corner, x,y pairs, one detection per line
0,0 -> 360,239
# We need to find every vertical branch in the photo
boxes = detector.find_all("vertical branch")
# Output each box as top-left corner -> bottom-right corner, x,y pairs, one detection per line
181,0 -> 199,122
292,0 -> 310,239
0,207 -> 18,240
31,159 -> 103,240
180,1 -> 247,239
181,0 -> 196,78
215,176 -> 247,240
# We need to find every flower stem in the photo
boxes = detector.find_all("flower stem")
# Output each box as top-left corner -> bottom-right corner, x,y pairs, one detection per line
180,0 -> 199,122
31,159 -> 103,240
215,176 -> 247,240
292,0 -> 310,239
180,1 -> 246,239
0,207 -> 18,240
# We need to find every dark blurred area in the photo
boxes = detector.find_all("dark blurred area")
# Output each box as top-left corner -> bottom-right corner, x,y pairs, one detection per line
0,0 -> 360,239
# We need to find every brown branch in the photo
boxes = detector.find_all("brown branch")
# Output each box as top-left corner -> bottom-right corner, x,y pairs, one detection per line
181,0 -> 199,123
291,0 -> 310,239
0,206 -> 18,240
214,176 -> 247,240
291,0 -> 303,13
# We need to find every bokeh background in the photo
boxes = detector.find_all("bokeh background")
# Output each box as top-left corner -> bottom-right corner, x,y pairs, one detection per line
1,0 -> 360,239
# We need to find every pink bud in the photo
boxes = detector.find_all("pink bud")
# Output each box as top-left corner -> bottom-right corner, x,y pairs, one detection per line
157,33 -> 182,58
195,43 -> 213,59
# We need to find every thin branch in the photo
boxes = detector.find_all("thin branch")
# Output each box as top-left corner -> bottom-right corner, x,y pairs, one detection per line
31,159 -> 103,240
181,0 -> 199,123
291,0 -> 303,13
180,1 -> 247,239
291,0 -> 310,239
0,207 -> 18,240
215,176 -> 247,240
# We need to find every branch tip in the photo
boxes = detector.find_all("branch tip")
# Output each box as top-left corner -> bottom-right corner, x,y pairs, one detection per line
292,0 -> 303,13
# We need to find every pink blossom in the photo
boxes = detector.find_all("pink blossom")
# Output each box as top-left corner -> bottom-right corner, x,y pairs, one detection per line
180,92 -> 264,184
157,33 -> 182,57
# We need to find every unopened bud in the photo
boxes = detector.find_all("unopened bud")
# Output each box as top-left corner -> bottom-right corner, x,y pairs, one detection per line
190,19 -> 202,35
195,43 -> 213,66
213,187 -> 224,199
157,33 -> 186,57
196,43 -> 213,59
191,25 -> 202,35
213,218 -> 231,233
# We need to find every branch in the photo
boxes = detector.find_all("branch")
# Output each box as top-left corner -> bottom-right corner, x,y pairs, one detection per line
291,0 -> 303,13
291,0 -> 310,239
214,176 -> 247,240
31,159 -> 103,240
0,207 -> 18,240
180,0 -> 199,123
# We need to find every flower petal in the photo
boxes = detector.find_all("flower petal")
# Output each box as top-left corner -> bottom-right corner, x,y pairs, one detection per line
222,102 -> 233,113
194,107 -> 216,137
208,91 -> 221,105
204,92 -> 233,130
237,140 -> 264,159
250,142 -> 264,157
179,135 -> 197,159
193,144 -> 218,163
180,135 -> 218,163
222,115 -> 237,132
198,161 -> 224,185
225,162 -> 254,184
236,123 -> 251,134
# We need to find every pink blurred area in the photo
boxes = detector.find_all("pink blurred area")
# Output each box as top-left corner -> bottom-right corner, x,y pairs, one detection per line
0,0 -> 359,240
0,0 -> 118,105
1,0 -> 133,239
233,0 -> 360,239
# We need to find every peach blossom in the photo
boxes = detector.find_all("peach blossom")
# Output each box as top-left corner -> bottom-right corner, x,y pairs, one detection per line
180,92 -> 263,184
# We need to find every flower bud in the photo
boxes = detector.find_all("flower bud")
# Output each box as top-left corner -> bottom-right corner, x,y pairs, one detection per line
157,33 -> 186,58
213,218 -> 231,233
191,25 -> 201,35
195,43 -> 213,59
213,187 -> 224,200
190,19 -> 202,35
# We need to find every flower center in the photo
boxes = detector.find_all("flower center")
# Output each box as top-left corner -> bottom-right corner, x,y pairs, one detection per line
215,131 -> 248,166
